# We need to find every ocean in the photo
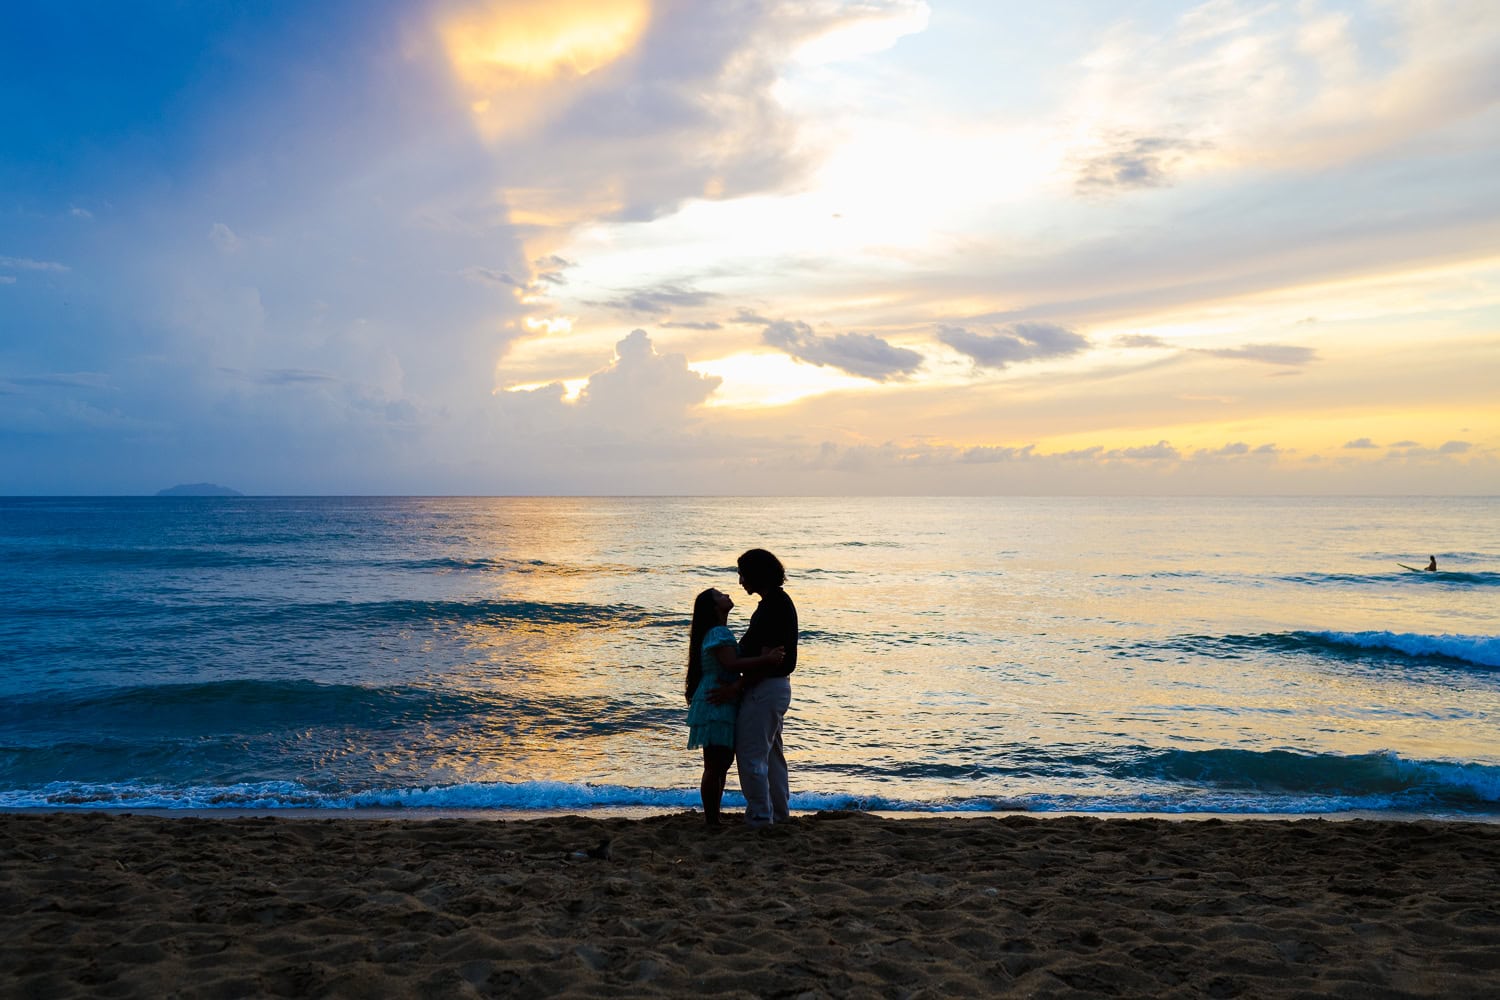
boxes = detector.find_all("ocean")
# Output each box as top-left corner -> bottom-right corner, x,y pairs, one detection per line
2,495 -> 1497,817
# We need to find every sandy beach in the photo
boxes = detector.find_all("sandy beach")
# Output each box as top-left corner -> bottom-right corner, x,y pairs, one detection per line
3,810 -> 1498,998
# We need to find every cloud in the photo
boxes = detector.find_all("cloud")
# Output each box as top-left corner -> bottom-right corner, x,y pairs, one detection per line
575,328 -> 721,427
1344,437 -> 1378,449
1109,440 -> 1180,461
937,322 -> 1090,370
4,3 -> 1497,497
1114,334 -> 1169,349
532,255 -> 573,286
1184,441 -> 1284,461
3,372 -> 111,390
209,223 -> 241,253
464,254 -> 574,295
1384,439 -> 1482,461
589,283 -> 719,317
1065,1 -> 1500,182
0,256 -> 68,272
218,367 -> 340,386
462,267 -> 525,288
961,444 -> 1036,464
1074,132 -> 1206,193
1196,344 -> 1319,366
442,2 -> 932,233
762,320 -> 922,381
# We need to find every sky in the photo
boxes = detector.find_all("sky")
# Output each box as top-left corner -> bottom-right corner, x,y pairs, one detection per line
2,0 -> 1497,495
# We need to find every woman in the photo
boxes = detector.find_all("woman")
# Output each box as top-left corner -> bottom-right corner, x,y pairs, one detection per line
685,587 -> 784,826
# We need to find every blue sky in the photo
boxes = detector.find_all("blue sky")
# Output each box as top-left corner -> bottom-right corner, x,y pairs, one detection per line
3,1 -> 1498,494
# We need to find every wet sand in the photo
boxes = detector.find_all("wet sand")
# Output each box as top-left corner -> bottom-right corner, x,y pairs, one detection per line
3,810 -> 1498,998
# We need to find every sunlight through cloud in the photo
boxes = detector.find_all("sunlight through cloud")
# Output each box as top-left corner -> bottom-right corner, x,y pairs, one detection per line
438,0 -> 648,137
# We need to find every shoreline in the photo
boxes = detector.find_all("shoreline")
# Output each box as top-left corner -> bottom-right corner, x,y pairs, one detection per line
4,805 -> 1498,824
5,810 -> 1499,997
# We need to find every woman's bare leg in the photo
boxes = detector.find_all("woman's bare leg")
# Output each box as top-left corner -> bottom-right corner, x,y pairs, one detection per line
700,745 -> 735,826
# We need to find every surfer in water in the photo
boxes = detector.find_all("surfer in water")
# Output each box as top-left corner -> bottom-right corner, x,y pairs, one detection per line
1425,555 -> 1437,572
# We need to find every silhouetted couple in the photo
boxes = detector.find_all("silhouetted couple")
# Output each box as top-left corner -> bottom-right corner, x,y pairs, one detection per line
684,548 -> 798,828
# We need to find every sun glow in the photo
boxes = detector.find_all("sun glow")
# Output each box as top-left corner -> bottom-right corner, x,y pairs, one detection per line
524,315 -> 574,335
692,352 -> 888,409
438,0 -> 649,138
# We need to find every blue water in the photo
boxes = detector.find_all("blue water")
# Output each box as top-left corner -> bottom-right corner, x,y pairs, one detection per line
2,496 -> 1497,816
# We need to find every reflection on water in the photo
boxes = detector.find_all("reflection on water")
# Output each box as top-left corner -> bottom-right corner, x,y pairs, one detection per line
2,495 -> 1497,813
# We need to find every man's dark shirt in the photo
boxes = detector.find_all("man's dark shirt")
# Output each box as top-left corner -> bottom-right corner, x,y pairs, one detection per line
739,587 -> 798,676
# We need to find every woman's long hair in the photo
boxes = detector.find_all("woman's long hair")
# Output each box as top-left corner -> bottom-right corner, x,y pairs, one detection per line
686,588 -> 720,704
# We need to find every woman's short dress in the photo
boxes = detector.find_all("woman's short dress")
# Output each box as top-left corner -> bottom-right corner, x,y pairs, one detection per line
687,625 -> 739,749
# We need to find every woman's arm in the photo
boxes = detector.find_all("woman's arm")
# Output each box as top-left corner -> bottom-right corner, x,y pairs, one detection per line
714,644 -> 784,673
704,644 -> 784,704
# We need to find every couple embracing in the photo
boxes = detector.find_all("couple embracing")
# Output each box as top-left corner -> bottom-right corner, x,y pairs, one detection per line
684,548 -> 798,828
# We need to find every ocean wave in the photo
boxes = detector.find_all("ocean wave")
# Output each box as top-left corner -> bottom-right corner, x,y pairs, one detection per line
1387,570 -> 1500,587
0,679 -> 679,742
400,555 -> 562,573
1,546 -> 687,579
0,679 -> 473,730
0,544 -> 288,569
3,749 -> 1495,816
1106,569 -> 1500,588
1292,571 -> 1500,587
1302,630 -> 1500,668
1280,572 -> 1392,586
0,780 -> 707,812
224,597 -> 671,632
1154,630 -> 1500,670
398,556 -> 662,577
1135,747 -> 1500,801
821,747 -> 1500,811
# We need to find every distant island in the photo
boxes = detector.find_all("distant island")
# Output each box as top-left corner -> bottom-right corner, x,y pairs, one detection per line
155,483 -> 244,497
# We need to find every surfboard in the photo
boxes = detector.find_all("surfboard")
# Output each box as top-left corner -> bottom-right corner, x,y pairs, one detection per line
1397,563 -> 1424,572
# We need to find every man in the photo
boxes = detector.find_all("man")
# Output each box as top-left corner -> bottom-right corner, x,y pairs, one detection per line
712,548 -> 798,827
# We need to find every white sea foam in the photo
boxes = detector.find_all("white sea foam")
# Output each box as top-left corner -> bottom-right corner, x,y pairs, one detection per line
1309,630 -> 1500,668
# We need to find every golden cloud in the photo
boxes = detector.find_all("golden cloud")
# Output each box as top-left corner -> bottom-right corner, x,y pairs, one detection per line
438,0 -> 649,138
